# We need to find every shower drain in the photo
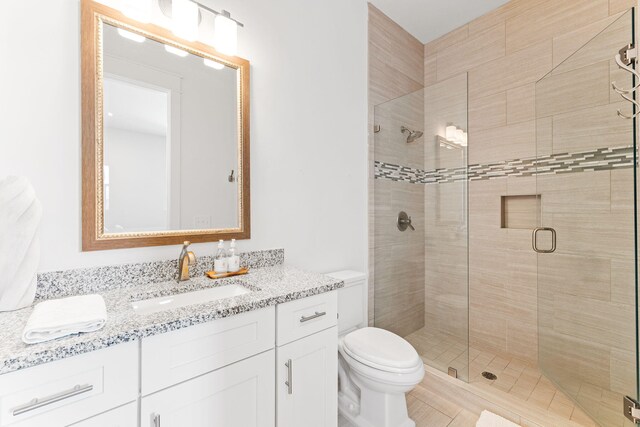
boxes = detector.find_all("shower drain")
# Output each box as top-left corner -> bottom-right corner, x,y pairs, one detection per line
482,371 -> 498,380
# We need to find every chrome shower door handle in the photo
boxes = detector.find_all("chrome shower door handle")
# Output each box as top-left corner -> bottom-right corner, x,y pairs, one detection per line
532,227 -> 556,253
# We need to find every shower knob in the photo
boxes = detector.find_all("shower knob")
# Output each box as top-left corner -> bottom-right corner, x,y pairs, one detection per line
397,211 -> 415,231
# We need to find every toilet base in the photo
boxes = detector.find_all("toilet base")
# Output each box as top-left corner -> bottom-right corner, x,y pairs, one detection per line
338,383 -> 415,427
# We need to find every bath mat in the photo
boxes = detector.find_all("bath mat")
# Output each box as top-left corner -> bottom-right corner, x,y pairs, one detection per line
476,410 -> 520,427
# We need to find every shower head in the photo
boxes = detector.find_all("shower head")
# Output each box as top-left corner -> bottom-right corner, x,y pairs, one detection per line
401,126 -> 424,143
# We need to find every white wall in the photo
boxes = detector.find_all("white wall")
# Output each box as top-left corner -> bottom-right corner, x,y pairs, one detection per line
0,0 -> 368,275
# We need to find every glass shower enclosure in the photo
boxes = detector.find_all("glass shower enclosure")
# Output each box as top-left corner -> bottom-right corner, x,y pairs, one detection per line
373,74 -> 469,381
372,8 -> 639,426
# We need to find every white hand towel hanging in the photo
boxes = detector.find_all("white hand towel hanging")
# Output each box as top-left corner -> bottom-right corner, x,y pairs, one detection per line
22,295 -> 107,344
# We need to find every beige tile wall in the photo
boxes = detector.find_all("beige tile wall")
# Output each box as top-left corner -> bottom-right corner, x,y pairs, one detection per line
423,0 -> 636,367
368,5 -> 424,330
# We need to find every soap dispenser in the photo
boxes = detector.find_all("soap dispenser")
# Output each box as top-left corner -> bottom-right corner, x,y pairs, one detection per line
228,239 -> 240,272
214,240 -> 228,273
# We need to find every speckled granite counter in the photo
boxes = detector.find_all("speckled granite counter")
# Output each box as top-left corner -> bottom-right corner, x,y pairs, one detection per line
0,265 -> 343,375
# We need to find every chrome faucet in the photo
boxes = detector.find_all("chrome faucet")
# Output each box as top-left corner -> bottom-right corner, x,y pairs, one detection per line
177,241 -> 197,282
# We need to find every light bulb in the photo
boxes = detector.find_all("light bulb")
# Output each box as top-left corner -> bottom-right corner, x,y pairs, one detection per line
165,45 -> 189,57
203,58 -> 225,70
214,12 -> 238,56
117,28 -> 146,43
121,0 -> 151,23
172,0 -> 199,41
445,125 -> 457,141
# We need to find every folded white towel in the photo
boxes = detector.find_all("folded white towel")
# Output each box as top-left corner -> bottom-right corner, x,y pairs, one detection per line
22,295 -> 107,344
476,410 -> 520,427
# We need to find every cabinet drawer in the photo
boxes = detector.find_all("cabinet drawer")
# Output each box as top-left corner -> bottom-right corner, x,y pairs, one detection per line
141,307 -> 275,395
0,341 -> 138,427
276,291 -> 337,346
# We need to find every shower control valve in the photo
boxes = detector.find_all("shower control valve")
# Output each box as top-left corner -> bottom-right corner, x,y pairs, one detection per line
397,211 -> 415,232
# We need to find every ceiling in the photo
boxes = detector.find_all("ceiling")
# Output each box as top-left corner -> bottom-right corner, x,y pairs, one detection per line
368,0 -> 511,44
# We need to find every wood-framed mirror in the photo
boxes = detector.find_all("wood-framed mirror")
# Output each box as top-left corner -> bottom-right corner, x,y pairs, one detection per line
81,0 -> 250,251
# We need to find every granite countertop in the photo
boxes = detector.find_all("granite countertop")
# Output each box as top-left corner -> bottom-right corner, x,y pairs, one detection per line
0,265 -> 343,375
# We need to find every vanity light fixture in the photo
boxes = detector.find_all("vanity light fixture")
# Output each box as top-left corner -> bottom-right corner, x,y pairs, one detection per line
164,45 -> 189,57
172,0 -> 199,42
157,0 -> 243,56
213,10 -> 238,56
117,28 -> 146,43
445,125 -> 457,141
203,58 -> 225,70
439,125 -> 468,150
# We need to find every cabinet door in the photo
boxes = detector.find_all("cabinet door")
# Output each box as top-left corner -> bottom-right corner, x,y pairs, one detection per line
141,350 -> 275,427
67,402 -> 137,427
277,327 -> 337,427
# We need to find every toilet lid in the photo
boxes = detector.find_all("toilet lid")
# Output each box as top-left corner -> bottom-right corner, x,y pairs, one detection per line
343,327 -> 421,373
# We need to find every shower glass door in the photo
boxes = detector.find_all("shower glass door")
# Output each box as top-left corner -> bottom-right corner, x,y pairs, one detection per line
373,75 -> 469,382
535,10 -> 638,426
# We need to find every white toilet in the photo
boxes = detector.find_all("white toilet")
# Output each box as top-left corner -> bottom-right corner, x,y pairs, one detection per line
327,271 -> 425,427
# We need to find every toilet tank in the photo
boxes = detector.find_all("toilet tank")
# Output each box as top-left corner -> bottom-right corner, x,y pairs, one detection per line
326,270 -> 367,335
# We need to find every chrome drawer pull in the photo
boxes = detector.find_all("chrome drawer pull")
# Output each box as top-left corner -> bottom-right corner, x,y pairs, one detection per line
12,384 -> 93,416
300,311 -> 326,323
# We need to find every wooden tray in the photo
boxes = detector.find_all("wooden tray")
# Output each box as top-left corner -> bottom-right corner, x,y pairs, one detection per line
206,267 -> 249,280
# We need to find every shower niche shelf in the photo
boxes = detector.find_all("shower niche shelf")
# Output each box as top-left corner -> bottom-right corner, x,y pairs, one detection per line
500,195 -> 541,229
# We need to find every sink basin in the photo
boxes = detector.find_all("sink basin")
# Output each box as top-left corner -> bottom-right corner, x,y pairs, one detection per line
131,284 -> 251,315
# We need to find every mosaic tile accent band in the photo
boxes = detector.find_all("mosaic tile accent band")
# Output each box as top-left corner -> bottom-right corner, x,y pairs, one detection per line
375,145 -> 636,185
36,248 -> 285,301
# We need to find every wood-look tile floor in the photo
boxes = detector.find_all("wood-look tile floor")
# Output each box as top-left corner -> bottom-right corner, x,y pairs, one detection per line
338,392 -> 480,427
403,327 -> 618,427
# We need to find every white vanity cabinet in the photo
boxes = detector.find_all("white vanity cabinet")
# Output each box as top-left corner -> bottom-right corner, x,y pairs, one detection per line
1,290 -> 340,427
276,292 -> 338,427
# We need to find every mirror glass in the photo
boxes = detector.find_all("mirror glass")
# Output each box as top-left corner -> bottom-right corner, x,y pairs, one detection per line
102,23 -> 240,234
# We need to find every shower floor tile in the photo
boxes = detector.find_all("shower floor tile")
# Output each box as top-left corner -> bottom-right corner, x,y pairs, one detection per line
403,327 -> 613,426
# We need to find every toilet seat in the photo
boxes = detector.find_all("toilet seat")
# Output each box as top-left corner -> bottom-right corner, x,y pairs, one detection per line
342,327 -> 422,374
340,345 -> 425,389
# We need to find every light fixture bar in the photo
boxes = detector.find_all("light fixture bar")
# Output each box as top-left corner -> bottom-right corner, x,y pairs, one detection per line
191,2 -> 244,27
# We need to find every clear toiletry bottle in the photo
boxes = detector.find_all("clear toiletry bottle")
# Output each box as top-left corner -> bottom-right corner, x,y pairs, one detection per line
227,239 -> 240,272
214,240 -> 228,273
